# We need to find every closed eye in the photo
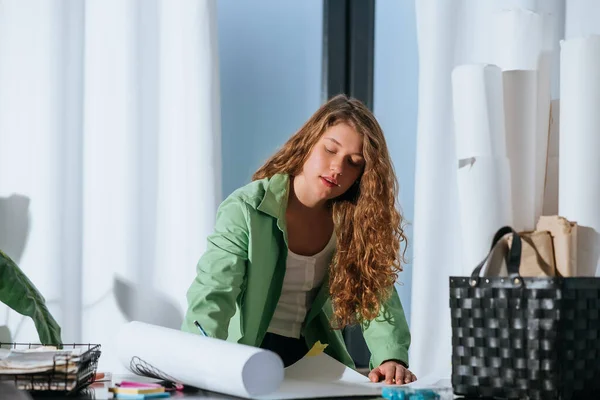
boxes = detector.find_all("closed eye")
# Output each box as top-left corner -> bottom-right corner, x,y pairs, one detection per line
348,157 -> 364,167
325,146 -> 335,154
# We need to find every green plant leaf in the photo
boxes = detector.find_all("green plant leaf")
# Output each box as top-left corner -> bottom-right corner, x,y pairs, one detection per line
0,250 -> 62,345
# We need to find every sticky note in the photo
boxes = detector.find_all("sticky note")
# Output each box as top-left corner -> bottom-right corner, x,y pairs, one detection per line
306,341 -> 328,357
110,387 -> 165,395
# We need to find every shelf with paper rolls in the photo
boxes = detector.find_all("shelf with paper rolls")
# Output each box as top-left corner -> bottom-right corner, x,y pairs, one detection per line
0,342 -> 101,393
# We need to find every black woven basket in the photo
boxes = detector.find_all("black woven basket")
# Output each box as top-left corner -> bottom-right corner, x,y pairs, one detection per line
449,226 -> 600,400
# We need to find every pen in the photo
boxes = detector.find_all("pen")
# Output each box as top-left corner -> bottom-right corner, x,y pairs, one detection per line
193,320 -> 208,337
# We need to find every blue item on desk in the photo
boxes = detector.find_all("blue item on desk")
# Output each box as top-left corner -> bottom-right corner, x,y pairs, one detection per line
114,393 -> 170,399
381,387 -> 441,400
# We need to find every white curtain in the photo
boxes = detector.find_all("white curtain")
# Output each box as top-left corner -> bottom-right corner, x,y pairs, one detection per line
409,0 -> 582,379
0,0 -> 221,371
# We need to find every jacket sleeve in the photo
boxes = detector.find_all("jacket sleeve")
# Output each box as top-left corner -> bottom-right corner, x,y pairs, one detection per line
361,286 -> 411,369
182,196 -> 249,339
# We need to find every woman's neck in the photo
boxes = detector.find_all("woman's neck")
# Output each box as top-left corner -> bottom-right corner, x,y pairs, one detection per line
288,176 -> 330,215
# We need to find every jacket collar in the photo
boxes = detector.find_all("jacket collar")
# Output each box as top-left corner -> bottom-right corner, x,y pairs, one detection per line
257,173 -> 290,220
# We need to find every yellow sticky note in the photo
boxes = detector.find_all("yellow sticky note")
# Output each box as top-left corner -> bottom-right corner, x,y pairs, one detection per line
109,387 -> 165,395
306,341 -> 328,357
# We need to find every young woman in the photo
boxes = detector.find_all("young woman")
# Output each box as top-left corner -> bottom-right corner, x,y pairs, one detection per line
183,94 -> 416,385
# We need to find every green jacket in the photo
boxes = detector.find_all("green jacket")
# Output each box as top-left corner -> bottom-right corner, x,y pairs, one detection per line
182,173 -> 410,369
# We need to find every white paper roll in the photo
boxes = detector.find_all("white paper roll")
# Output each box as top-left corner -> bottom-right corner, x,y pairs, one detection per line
457,157 -> 513,273
452,64 -> 506,160
503,70 -> 538,232
534,15 -> 554,226
559,35 -> 600,277
543,99 -> 560,216
534,55 -> 552,226
493,8 -> 543,70
116,321 -> 284,398
493,8 -> 552,227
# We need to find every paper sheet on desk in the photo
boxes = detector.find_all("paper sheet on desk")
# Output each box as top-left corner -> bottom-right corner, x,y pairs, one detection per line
257,351 -> 381,399
117,322 -> 383,399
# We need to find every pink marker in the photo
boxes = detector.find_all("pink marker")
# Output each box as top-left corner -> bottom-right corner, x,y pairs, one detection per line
118,380 -> 184,392
118,381 -> 163,388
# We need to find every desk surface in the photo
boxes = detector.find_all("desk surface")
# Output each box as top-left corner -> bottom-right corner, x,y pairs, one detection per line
4,375 -> 460,400
2,380 -> 384,400
6,385 -> 465,400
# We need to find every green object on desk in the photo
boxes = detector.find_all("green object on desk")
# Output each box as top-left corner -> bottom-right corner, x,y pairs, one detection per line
0,249 -> 62,345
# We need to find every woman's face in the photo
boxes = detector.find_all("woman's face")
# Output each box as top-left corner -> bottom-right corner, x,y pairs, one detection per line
298,122 -> 365,202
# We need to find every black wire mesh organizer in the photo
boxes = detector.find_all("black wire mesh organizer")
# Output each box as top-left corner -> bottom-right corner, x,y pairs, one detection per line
0,342 -> 101,394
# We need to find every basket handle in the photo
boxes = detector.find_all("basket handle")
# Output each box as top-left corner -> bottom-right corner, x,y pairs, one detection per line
469,226 -> 522,287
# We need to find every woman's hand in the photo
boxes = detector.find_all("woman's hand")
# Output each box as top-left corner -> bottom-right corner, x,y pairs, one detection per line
368,360 -> 417,385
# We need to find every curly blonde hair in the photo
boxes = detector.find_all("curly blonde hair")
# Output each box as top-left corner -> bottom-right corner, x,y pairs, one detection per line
253,94 -> 407,328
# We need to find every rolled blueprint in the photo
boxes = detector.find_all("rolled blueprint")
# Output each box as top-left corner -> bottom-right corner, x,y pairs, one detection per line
457,157 -> 513,273
542,100 -> 560,216
117,322 -> 284,398
503,70 -> 538,232
534,11 -> 555,227
559,35 -> 600,277
493,8 -> 552,227
452,64 -> 506,160
534,61 -> 552,225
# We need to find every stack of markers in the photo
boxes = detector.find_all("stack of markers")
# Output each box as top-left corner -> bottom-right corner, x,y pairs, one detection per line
109,381 -> 171,399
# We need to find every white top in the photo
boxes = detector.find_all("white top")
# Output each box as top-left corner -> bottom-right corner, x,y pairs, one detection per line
267,233 -> 336,339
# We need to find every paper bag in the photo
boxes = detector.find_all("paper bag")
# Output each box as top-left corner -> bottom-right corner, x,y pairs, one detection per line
508,231 -> 557,277
536,216 -> 578,277
482,230 -> 556,277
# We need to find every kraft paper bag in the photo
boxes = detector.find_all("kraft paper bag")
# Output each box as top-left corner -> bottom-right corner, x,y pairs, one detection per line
508,230 -> 557,277
536,215 -> 578,277
482,230 -> 556,277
